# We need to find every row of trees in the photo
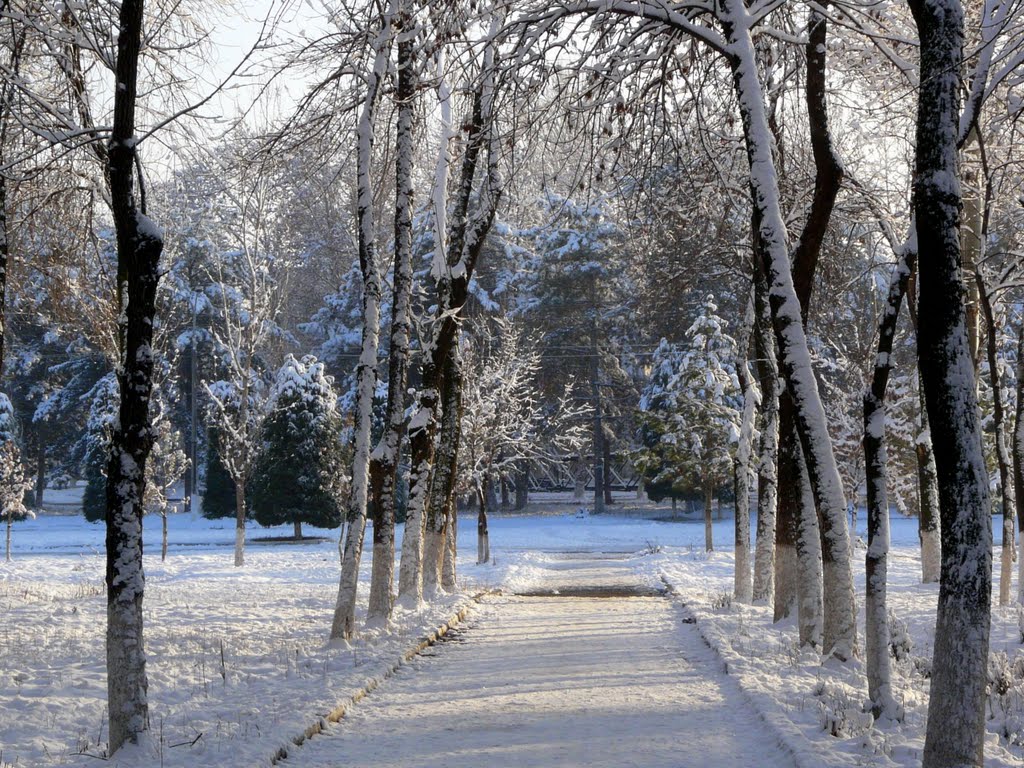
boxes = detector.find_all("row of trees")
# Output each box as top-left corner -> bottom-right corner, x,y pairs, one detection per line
1,0 -> 1022,764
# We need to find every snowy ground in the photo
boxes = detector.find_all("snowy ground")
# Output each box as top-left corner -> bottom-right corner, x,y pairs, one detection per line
1,505 -> 1022,766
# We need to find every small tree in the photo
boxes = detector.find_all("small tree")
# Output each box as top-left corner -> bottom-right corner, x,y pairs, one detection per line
250,355 -> 344,539
1,393 -> 32,561
460,320 -> 589,563
145,384 -> 188,561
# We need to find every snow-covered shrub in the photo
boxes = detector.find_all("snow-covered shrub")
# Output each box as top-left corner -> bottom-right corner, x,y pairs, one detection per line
987,651 -> 1024,748
710,591 -> 732,611
888,610 -> 913,662
815,681 -> 873,738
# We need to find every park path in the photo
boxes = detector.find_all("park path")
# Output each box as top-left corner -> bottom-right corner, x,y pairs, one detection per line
282,553 -> 791,768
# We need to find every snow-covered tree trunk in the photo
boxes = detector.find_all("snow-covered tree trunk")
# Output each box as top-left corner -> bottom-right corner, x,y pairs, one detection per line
1015,323 -> 1024,603
911,1 -> 993,763
916,405 -> 942,583
977,275 -> 1015,606
233,476 -> 246,567
477,477 -> 490,564
794,442 -> 823,649
399,30 -> 502,603
423,54 -> 460,597
590,331 -> 607,515
703,471 -> 713,552
329,2 -> 393,641
733,344 -> 756,602
773,410 -> 800,622
104,0 -> 160,752
722,0 -> 856,661
367,6 -> 417,625
442,497 -> 457,590
161,515 -> 168,562
863,239 -> 915,721
752,264 -> 778,603
424,347 -> 464,594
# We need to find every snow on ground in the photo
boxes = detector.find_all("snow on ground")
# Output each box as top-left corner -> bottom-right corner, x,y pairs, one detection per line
280,553 -> 792,768
2,504 -> 1023,766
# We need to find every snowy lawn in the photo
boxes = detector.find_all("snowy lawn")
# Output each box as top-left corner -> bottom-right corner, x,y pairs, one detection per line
2,507 -> 1021,767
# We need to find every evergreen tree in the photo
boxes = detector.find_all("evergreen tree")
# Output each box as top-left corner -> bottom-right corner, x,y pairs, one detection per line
202,427 -> 238,519
79,374 -> 118,523
250,355 -> 344,537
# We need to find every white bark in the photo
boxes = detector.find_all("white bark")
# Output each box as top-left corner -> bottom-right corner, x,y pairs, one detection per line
721,0 -> 856,661
329,1 -> 394,641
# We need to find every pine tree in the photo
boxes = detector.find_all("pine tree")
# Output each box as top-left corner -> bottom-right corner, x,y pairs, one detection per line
202,427 -> 237,520
250,355 -> 344,538
79,374 -> 118,523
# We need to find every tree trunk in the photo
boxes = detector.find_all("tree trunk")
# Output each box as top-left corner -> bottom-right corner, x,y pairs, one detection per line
442,499 -> 457,590
293,520 -> 302,541
590,335 -> 606,515
752,262 -> 779,604
5,511 -> 10,563
425,348 -> 464,594
477,479 -> 489,564
916,377 -> 942,583
704,473 -> 713,552
1014,322 -> 1024,603
863,238 -> 915,721
399,57 -> 500,603
105,0 -> 160,751
723,0 -> 855,660
161,514 -> 168,562
911,2 -> 992,763
515,464 -> 529,510
35,440 -> 44,508
773,398 -> 800,622
734,308 -> 756,603
367,11 -> 416,623
977,274 -> 1015,606
234,479 -> 246,567
794,441 -> 823,649
603,433 -> 614,506
329,0 -> 392,641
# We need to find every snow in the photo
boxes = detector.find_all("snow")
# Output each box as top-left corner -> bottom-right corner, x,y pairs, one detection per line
281,554 -> 792,768
2,508 -> 1023,766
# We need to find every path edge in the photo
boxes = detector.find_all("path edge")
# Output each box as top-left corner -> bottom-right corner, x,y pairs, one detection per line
660,575 -> 825,768
269,589 -> 495,765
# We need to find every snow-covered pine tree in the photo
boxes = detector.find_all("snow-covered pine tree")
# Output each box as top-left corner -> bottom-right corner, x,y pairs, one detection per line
80,373 -> 119,523
0,392 -> 32,561
250,355 -> 344,539
675,295 -> 741,552
635,338 -> 689,507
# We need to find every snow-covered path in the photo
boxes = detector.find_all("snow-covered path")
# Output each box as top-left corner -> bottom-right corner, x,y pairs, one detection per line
282,553 -> 792,767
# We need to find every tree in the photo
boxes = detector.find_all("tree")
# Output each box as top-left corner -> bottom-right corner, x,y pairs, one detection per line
910,0 -> 993,763
201,427 -> 237,519
250,355 -> 344,539
145,382 -> 188,562
0,392 -> 32,562
104,0 -> 163,752
460,319 -> 589,562
80,373 -> 119,523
